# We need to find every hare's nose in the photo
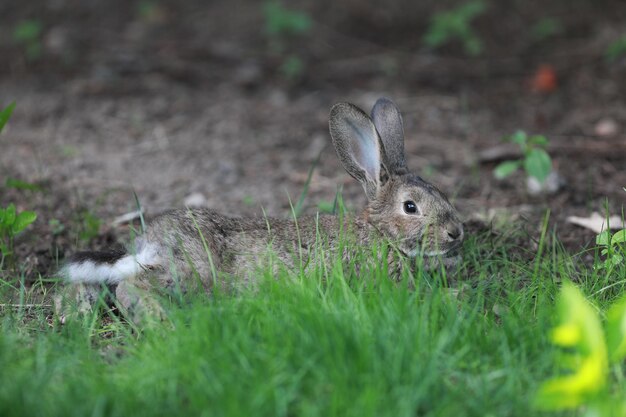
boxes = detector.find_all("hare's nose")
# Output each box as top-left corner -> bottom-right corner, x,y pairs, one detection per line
446,225 -> 463,241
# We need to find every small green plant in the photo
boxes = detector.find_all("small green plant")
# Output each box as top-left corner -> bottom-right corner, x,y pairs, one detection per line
13,19 -> 43,61
263,1 -> 311,80
596,228 -> 626,270
1,103 -> 38,265
242,195 -> 255,207
137,0 -> 165,24
5,177 -> 42,192
530,17 -> 563,42
0,102 -> 16,132
493,130 -> 553,184
279,55 -> 304,80
77,210 -> 102,242
535,282 -> 626,416
606,35 -> 626,62
59,144 -> 79,158
317,200 -> 335,214
49,219 -> 65,236
138,1 -> 158,19
596,194 -> 626,272
0,204 -> 37,264
423,0 -> 486,56
1,101 -> 38,264
263,1 -> 311,36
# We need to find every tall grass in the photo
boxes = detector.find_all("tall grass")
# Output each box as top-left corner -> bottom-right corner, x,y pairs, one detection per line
0,225 -> 624,417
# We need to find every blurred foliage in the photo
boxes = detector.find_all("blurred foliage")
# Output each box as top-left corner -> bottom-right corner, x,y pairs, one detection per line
263,1 -> 312,36
5,178 -> 42,192
13,20 -> 43,61
535,282 -> 626,416
423,0 -> 486,56
279,54 -> 304,80
138,1 -> 158,19
0,102 -> 16,132
48,219 -> 65,236
606,35 -> 626,62
530,17 -> 564,42
76,210 -> 102,243
136,0 -> 166,24
263,1 -> 312,81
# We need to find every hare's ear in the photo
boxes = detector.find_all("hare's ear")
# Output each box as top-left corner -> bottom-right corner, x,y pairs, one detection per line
371,97 -> 408,175
329,103 -> 385,200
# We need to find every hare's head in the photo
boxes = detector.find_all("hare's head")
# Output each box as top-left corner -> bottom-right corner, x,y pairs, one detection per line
329,98 -> 463,260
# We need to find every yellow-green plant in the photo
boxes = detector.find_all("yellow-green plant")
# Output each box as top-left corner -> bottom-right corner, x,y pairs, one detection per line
535,282 -> 626,416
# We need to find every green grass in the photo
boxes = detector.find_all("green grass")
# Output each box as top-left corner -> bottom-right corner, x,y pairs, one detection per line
0,224 -> 625,417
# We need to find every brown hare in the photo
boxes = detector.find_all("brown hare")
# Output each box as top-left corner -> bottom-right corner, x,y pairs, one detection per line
60,98 -> 463,320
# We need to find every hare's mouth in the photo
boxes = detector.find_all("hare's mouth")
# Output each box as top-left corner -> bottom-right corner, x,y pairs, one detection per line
405,247 -> 459,258
424,249 -> 452,257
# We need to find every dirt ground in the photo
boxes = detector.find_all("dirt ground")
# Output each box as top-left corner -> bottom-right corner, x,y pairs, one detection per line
1,0 -> 625,279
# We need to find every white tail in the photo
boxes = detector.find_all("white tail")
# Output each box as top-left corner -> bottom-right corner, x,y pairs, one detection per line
62,240 -> 161,284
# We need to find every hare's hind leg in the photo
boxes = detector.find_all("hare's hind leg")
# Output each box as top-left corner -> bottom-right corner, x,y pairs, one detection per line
54,282 -> 114,324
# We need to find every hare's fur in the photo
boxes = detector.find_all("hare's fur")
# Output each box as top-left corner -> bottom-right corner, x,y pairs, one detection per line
59,98 -> 464,322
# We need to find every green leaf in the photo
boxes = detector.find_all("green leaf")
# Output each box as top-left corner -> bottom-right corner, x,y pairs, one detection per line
13,20 -> 42,42
528,134 -> 549,147
263,2 -> 312,36
611,229 -> 626,245
12,211 -> 37,234
530,17 -> 563,41
606,35 -> 626,62
596,230 -> 611,246
493,160 -> 520,179
524,148 -> 552,183
0,102 -> 16,133
508,130 -> 527,146
611,254 -> 623,266
463,36 -> 483,56
317,200 -> 334,214
606,296 -> 626,363
422,0 -> 486,55
5,177 -> 42,191
280,55 -> 304,79
4,204 -> 16,227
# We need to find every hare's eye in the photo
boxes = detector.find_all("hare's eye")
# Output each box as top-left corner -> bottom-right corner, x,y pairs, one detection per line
403,201 -> 418,214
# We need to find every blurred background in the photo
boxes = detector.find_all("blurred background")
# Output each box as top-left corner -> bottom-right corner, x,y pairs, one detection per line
0,0 -> 625,276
